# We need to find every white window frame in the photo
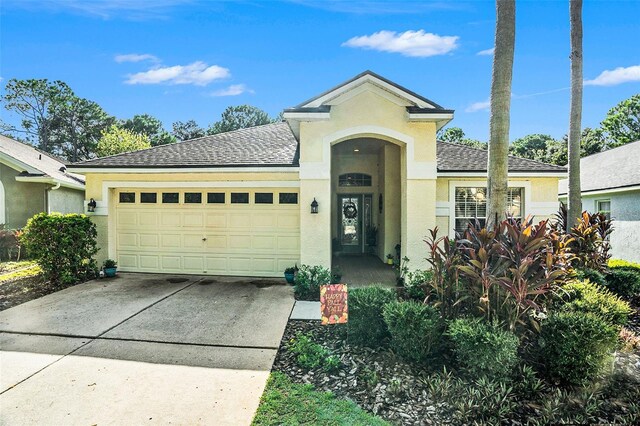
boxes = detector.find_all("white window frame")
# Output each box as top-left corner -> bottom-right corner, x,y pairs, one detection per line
447,180 -> 531,238
595,199 -> 611,220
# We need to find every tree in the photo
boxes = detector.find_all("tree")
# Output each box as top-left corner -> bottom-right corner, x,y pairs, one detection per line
567,0 -> 583,230
509,134 -> 554,162
437,126 -> 488,149
207,105 -> 274,135
96,125 -> 151,157
1,79 -> 71,153
486,0 -> 516,230
172,120 -> 206,141
600,94 -> 640,147
120,114 -> 176,146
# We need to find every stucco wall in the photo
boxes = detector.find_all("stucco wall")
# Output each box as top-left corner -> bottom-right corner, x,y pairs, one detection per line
0,163 -> 47,228
581,190 -> 640,263
48,186 -> 85,215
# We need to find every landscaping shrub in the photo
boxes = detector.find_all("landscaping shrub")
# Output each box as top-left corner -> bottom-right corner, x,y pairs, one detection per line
558,280 -> 631,327
293,265 -> 331,301
608,258 -> 640,272
446,317 -> 519,380
22,213 -> 98,286
347,286 -> 396,347
287,333 -> 340,372
0,229 -> 22,261
575,267 -> 607,287
604,269 -> 640,300
382,300 -> 442,362
403,269 -> 433,301
538,311 -> 618,386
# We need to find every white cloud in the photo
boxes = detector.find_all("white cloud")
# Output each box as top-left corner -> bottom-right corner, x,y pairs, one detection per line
210,84 -> 254,97
125,62 -> 230,86
114,53 -> 159,63
584,65 -> 640,86
477,47 -> 494,56
466,98 -> 490,113
342,30 -> 459,57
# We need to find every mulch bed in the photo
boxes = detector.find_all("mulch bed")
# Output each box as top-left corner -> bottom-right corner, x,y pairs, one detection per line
0,274 -> 59,311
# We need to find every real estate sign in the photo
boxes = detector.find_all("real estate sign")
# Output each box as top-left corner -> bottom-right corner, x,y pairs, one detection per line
320,284 -> 348,325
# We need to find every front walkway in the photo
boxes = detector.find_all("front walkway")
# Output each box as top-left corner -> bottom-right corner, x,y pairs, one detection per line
332,255 -> 396,288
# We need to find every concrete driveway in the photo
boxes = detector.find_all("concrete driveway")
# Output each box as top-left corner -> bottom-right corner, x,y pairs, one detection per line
0,273 -> 294,425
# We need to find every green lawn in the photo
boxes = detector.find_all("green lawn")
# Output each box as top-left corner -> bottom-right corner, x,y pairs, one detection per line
252,372 -> 389,426
0,261 -> 41,283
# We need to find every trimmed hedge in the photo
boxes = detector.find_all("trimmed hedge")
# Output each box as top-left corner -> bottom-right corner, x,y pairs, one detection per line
293,265 -> 331,301
574,267 -> 606,287
22,213 -> 98,286
404,269 -> 433,301
608,259 -> 640,271
538,311 -> 618,386
559,280 -> 631,327
604,269 -> 640,300
446,318 -> 519,380
383,300 -> 442,363
347,286 -> 396,347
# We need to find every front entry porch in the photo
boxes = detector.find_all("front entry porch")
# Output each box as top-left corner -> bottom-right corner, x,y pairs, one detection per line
332,254 -> 396,288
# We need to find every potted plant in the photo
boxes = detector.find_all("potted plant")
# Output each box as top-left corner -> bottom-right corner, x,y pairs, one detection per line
331,266 -> 342,284
386,254 -> 394,265
103,259 -> 117,277
366,226 -> 378,247
284,265 -> 297,284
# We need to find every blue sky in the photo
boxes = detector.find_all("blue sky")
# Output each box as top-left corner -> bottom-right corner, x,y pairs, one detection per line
1,0 -> 639,142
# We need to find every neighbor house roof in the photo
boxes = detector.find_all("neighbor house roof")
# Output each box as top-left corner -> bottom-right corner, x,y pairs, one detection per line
71,122 -> 299,168
437,141 -> 567,174
0,135 -> 85,190
558,140 -> 640,195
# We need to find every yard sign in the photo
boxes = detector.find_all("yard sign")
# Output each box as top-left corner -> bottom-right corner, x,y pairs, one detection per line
320,284 -> 348,325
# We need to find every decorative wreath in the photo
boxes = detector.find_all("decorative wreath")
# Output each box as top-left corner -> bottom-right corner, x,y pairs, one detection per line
343,202 -> 358,219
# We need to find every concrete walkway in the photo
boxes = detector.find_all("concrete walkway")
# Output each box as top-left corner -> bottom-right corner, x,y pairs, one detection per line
0,273 -> 295,425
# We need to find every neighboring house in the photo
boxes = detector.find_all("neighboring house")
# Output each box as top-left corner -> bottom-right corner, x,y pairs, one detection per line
0,135 -> 86,229
559,141 -> 640,263
69,71 -> 565,277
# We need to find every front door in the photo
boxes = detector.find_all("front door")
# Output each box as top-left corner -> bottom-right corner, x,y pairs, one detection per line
338,194 -> 372,254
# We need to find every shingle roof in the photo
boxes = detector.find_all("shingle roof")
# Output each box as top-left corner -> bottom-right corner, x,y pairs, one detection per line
0,135 -> 85,188
558,140 -> 640,195
72,122 -> 300,168
437,141 -> 567,173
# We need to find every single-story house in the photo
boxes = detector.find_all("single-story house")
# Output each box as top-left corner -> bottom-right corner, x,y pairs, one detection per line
69,71 -> 566,276
0,135 -> 85,229
559,140 -> 640,263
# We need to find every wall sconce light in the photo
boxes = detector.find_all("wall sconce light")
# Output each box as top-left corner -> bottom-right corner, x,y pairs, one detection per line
87,198 -> 97,212
310,198 -> 319,214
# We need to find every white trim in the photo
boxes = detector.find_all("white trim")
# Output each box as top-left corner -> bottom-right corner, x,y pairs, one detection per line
435,201 -> 449,216
407,112 -> 454,121
558,184 -> 640,198
438,172 -> 567,178
281,112 -> 330,121
14,175 -> 85,191
69,166 -> 300,174
0,180 -> 5,225
327,81 -> 410,107
0,153 -> 42,175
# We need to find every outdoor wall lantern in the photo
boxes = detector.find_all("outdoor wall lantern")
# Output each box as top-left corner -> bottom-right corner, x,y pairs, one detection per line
87,198 -> 97,212
310,198 -> 319,214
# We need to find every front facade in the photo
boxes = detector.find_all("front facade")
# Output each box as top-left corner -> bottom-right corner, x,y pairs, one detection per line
0,135 -> 85,229
559,141 -> 640,263
70,71 -> 565,277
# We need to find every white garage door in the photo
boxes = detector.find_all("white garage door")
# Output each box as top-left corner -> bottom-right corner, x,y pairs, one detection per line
114,188 -> 300,277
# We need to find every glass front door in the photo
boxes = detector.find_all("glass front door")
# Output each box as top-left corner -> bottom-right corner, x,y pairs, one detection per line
338,194 -> 371,254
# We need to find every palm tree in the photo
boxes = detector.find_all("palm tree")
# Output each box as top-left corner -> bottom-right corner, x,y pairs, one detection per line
486,0 -> 516,229
567,0 -> 583,230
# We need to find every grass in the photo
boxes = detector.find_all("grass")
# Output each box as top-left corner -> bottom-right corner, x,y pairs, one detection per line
252,372 -> 389,426
0,261 -> 41,284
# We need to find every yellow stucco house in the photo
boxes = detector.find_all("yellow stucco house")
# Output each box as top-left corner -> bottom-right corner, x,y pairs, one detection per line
69,71 -> 566,277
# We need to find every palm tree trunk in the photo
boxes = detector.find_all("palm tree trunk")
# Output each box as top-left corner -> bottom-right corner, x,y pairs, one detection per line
567,0 -> 583,231
487,0 -> 516,229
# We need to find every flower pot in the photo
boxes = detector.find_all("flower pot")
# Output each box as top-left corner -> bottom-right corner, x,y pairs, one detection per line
284,272 -> 295,284
104,267 -> 117,277
387,258 -> 393,265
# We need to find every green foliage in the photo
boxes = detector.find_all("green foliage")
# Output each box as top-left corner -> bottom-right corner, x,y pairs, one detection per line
574,267 -> 606,287
446,318 -> 519,380
0,229 -> 22,261
347,286 -> 396,347
208,105 -> 276,135
608,258 -> 640,271
538,311 -> 618,385
252,372 -> 389,426
96,125 -> 151,157
120,114 -> 176,146
382,301 -> 442,363
403,269 -> 433,301
509,134 -> 555,162
293,265 -> 331,301
604,268 -> 640,299
171,119 -> 206,141
103,259 -> 117,269
287,333 -> 340,372
600,94 -> 640,147
437,126 -> 487,149
558,280 -> 631,327
22,213 -> 98,286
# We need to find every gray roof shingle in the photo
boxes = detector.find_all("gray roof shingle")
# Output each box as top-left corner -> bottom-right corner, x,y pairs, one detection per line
558,140 -> 640,195
72,122 -> 299,168
437,141 -> 567,173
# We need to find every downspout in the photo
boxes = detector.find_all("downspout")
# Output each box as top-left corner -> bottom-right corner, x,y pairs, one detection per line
47,183 -> 61,214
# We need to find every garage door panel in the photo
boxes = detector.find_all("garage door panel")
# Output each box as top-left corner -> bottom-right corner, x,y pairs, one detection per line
118,254 -> 138,269
161,212 -> 181,227
229,235 -> 252,249
253,235 -> 275,250
205,214 -> 227,228
161,256 -> 181,270
139,234 -> 159,248
252,214 -> 276,228
183,256 -> 204,272
160,234 -> 181,249
117,212 -> 137,226
277,214 -> 300,228
229,214 -> 251,228
117,233 -> 138,249
277,236 -> 299,250
139,255 -> 159,269
183,213 -> 204,227
205,235 -> 227,249
253,258 -> 276,273
205,257 -> 228,273
183,234 -> 205,249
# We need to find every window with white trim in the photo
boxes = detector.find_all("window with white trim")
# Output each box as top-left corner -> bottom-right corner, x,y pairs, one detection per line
596,199 -> 611,220
454,187 -> 524,233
